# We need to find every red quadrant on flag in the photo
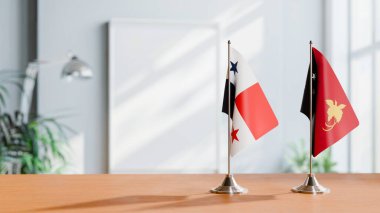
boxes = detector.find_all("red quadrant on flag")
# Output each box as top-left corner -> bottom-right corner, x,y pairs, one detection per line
235,83 -> 278,140
312,47 -> 359,156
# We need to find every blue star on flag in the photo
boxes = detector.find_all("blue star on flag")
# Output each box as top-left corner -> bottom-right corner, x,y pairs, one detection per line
230,61 -> 238,75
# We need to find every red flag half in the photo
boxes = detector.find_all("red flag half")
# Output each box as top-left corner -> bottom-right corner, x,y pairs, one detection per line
301,47 -> 359,157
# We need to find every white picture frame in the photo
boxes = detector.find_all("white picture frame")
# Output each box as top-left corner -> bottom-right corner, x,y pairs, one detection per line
108,18 -> 222,173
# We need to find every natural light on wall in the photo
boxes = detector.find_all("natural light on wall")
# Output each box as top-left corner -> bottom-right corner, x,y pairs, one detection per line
327,0 -> 379,173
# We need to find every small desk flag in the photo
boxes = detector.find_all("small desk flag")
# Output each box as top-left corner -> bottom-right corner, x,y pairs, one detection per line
222,48 -> 278,156
301,47 -> 359,157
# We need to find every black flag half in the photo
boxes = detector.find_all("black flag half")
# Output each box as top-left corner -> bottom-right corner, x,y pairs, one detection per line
300,52 -> 318,120
222,79 -> 236,119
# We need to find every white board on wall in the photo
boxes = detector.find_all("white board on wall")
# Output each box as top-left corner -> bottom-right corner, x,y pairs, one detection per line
108,19 -> 221,173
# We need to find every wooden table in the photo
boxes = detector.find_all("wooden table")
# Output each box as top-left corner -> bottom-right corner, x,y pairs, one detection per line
0,174 -> 379,212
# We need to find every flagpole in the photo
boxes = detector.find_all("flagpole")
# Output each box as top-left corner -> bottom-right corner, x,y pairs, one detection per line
227,40 -> 231,176
291,40 -> 329,194
309,40 -> 313,176
210,40 -> 247,194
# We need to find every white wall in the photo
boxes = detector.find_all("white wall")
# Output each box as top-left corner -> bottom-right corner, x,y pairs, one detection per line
38,0 -> 324,173
0,0 -> 29,111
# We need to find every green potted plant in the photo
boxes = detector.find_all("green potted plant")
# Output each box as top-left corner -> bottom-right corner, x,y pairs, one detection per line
284,139 -> 337,173
0,70 -> 73,174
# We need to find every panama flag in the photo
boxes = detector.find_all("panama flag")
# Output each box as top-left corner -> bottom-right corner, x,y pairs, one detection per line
222,48 -> 278,156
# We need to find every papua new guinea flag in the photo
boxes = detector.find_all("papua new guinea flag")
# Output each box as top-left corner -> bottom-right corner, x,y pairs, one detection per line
222,48 -> 278,156
301,47 -> 359,157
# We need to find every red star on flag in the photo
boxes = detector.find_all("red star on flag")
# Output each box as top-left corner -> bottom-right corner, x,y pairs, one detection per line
231,128 -> 239,143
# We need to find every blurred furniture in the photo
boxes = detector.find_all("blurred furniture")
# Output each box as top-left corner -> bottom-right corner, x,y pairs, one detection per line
1,174 -> 378,212
20,54 -> 93,121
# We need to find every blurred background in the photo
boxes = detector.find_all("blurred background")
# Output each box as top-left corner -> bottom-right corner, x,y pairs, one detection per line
0,0 -> 378,174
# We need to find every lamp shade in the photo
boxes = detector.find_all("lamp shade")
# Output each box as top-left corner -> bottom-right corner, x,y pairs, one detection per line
61,56 -> 93,80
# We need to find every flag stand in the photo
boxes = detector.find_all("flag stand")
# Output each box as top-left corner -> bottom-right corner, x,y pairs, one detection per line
291,41 -> 330,194
210,40 -> 247,194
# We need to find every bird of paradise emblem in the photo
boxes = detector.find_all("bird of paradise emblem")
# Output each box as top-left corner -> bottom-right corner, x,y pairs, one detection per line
323,99 -> 346,131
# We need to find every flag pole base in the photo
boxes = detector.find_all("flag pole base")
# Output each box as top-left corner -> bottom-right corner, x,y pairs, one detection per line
291,174 -> 330,194
210,174 -> 248,194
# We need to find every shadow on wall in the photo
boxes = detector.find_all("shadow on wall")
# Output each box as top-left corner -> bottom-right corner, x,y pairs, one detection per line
106,1 -> 298,172
108,0 -> 284,174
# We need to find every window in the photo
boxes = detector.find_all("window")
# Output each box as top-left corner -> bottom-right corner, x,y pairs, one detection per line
326,0 -> 379,173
